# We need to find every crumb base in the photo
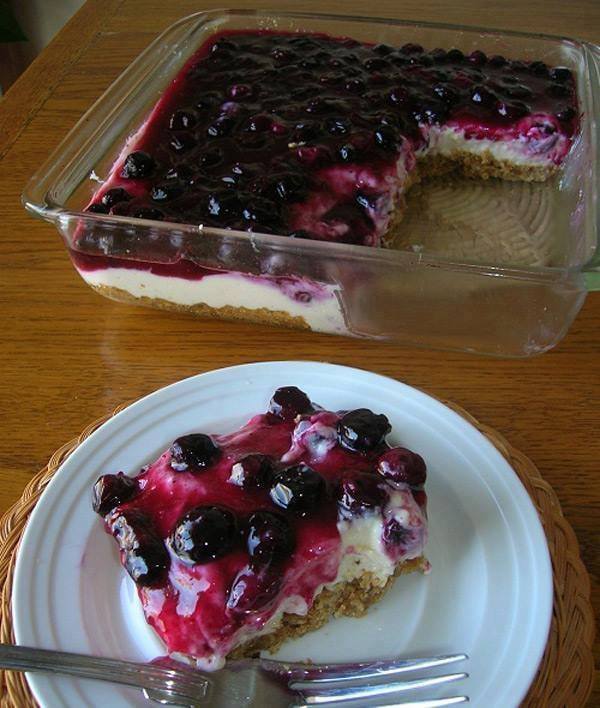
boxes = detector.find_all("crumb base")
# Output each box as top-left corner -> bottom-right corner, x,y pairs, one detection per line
228,556 -> 427,659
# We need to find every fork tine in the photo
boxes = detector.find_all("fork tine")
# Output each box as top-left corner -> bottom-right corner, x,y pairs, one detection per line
263,654 -> 467,684
293,672 -> 468,705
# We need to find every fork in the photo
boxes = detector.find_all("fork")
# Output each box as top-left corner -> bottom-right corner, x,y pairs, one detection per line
0,644 -> 468,707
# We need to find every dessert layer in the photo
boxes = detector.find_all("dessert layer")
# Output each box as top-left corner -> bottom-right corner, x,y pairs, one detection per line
77,264 -> 346,333
230,557 -> 426,659
84,30 -> 578,248
93,388 -> 429,669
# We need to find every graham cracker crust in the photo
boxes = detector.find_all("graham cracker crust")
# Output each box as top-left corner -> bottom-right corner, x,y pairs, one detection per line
418,150 -> 556,182
228,556 -> 427,659
86,282 -> 311,331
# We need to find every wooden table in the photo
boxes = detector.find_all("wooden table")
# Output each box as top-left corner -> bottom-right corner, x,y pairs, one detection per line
1,0 -> 598,702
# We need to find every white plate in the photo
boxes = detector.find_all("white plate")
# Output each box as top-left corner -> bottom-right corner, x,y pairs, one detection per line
13,362 -> 552,708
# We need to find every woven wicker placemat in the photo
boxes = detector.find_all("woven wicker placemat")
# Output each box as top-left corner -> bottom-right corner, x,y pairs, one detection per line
0,401 -> 594,707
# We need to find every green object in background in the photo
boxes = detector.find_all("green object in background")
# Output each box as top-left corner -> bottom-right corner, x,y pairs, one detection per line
0,1 -> 26,42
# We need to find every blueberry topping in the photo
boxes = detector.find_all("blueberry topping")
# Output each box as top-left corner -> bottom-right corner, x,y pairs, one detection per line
131,207 -> 164,220
86,203 -> 109,214
556,106 -> 576,122
270,464 -> 326,514
101,188 -> 132,208
170,433 -> 220,471
121,151 -> 156,179
229,454 -> 274,489
246,510 -> 295,563
169,109 -> 197,130
227,563 -> 282,613
91,32 -> 577,242
337,409 -> 391,452
169,133 -> 197,152
151,181 -> 184,202
338,474 -> 387,518
550,67 -> 573,82
382,518 -> 408,552
92,472 -> 138,516
170,505 -> 238,564
269,386 -> 313,420
445,48 -> 464,63
488,54 -> 507,68
377,447 -> 427,486
109,510 -> 169,587
468,50 -> 487,65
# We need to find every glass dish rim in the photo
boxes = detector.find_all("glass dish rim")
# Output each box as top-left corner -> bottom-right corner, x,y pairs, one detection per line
21,7 -> 600,281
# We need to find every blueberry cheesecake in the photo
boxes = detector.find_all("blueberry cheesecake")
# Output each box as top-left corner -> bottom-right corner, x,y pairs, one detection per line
93,387 -> 429,669
77,30 -> 579,332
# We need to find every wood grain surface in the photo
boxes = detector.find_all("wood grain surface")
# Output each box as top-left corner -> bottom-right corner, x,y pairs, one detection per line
1,0 -> 598,703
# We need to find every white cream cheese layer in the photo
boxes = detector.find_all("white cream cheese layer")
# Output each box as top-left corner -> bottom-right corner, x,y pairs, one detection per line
78,266 -> 347,334
423,123 -> 569,166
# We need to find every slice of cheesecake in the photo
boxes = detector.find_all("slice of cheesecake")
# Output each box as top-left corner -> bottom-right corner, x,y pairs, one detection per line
93,386 -> 429,669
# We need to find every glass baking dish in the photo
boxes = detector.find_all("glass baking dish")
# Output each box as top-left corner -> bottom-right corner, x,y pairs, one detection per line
22,9 -> 600,356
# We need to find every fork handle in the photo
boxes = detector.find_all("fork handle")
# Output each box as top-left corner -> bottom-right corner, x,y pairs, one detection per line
0,644 -> 210,698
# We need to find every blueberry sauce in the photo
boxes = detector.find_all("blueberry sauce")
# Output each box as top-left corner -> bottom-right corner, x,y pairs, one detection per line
93,388 -> 428,665
85,30 -> 578,249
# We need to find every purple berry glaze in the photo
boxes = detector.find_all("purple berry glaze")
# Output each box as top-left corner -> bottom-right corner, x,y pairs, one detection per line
84,30 -> 578,248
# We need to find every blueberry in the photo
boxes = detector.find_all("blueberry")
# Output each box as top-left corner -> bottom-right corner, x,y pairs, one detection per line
529,61 -> 549,76
120,151 -> 156,179
169,133 -> 197,152
199,149 -> 224,168
245,114 -> 272,132
547,82 -> 571,98
345,78 -> 365,93
550,66 -> 573,82
274,173 -> 307,202
269,386 -> 313,420
170,505 -> 237,564
270,464 -> 325,514
430,48 -> 447,63
387,86 -> 411,105
339,143 -> 357,162
207,116 -> 235,137
246,510 -> 295,563
373,43 -> 393,56
338,474 -> 386,518
150,181 -> 184,202
169,433 -> 220,472
169,109 -> 197,130
446,48 -> 465,63
86,203 -> 109,214
364,57 -> 390,72
227,563 -> 282,613
510,60 -> 528,73
382,518 -> 408,552
229,454 -> 274,489
92,472 -> 138,516
325,117 -> 350,135
228,83 -> 253,99
470,85 -> 497,107
374,126 -> 399,153
468,50 -> 487,65
109,510 -> 169,587
204,192 -> 241,219
433,84 -> 458,104
131,207 -> 164,220
400,43 -> 424,55
556,106 -> 576,122
488,55 -> 507,68
337,409 -> 391,453
101,188 -> 132,208
377,447 -> 427,486
496,100 -> 529,120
